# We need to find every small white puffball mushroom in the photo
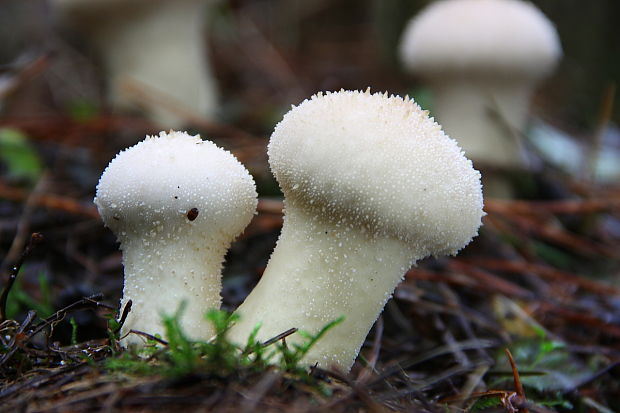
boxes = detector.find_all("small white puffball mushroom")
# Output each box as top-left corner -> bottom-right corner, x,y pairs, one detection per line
228,90 -> 484,371
94,131 -> 257,346
52,0 -> 217,127
399,0 -> 562,170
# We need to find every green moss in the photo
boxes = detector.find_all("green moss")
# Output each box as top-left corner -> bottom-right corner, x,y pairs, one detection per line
105,304 -> 343,386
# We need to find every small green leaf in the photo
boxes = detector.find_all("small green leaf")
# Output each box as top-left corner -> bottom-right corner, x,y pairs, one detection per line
5,269 -> 54,320
470,395 -> 503,411
0,128 -> 42,182
531,241 -> 574,270
539,339 -> 565,355
407,87 -> 434,114
66,99 -> 99,122
69,317 -> 78,345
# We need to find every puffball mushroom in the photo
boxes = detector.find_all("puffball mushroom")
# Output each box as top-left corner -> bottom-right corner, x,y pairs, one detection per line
228,90 -> 484,371
399,0 -> 562,172
52,0 -> 218,127
94,131 -> 257,346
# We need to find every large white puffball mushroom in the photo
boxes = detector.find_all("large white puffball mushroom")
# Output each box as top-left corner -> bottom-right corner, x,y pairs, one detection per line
52,0 -> 217,128
399,0 -> 562,171
228,90 -> 484,371
95,131 -> 257,346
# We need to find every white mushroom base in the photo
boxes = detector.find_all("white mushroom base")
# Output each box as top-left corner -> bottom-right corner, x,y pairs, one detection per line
229,207 -> 414,371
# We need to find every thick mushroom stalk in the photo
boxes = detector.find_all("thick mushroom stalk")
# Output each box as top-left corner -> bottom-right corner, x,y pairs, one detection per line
95,131 -> 257,346
399,0 -> 562,173
228,90 -> 484,370
53,0 -> 217,127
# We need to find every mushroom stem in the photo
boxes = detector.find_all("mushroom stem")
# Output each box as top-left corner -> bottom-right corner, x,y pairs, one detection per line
102,1 -> 216,125
119,234 -> 227,347
431,78 -> 530,169
229,205 -> 413,370
55,0 -> 217,127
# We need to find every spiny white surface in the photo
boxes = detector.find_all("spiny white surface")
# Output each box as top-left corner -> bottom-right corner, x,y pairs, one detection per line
268,90 -> 483,257
229,90 -> 484,370
399,0 -> 562,78
95,131 -> 257,346
52,0 -> 217,128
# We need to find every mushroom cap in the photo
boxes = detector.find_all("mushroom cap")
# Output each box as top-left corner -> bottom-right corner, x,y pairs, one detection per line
94,131 -> 257,244
268,90 -> 484,258
399,0 -> 562,80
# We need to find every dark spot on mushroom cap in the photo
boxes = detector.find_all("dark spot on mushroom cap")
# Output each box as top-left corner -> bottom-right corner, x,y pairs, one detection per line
187,208 -> 199,221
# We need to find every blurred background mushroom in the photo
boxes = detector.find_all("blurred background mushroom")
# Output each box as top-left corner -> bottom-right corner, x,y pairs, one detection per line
51,0 -> 218,128
398,0 -> 562,198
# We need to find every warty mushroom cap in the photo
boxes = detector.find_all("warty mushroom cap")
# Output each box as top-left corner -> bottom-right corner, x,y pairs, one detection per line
95,131 -> 256,242
268,89 -> 484,259
399,0 -> 562,80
